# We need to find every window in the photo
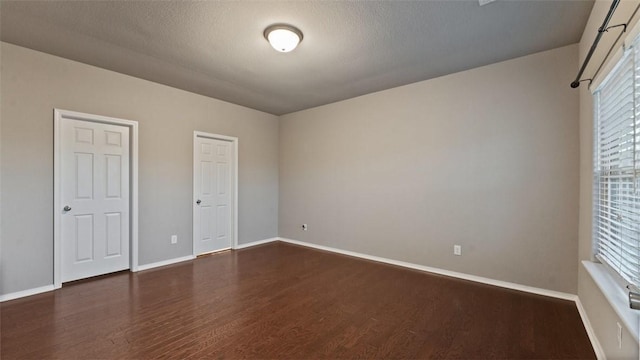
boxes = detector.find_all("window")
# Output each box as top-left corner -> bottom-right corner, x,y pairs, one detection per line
593,36 -> 640,288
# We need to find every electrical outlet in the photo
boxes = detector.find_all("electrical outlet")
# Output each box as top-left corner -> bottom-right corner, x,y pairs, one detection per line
302,224 -> 308,231
617,322 -> 622,349
453,245 -> 462,256
171,235 -> 178,244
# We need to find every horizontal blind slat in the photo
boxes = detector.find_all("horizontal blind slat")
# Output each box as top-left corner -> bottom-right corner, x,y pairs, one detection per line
594,43 -> 640,287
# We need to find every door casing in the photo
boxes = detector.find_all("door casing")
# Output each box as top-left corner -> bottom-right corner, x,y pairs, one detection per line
193,131 -> 239,255
54,109 -> 139,289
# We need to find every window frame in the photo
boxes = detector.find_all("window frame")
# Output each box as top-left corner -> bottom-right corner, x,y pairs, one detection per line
592,42 -> 640,290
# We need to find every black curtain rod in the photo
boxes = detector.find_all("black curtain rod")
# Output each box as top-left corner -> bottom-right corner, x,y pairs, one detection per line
571,0 -> 621,88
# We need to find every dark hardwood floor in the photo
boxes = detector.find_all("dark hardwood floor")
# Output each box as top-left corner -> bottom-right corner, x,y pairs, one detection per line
1,242 -> 595,359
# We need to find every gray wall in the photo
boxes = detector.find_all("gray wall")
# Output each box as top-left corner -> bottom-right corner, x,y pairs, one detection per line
2,16 -> 632,357
279,44 -> 580,294
1,42 -> 279,295
577,1 -> 640,358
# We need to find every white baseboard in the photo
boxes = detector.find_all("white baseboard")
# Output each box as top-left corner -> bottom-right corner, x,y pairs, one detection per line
136,255 -> 196,271
132,237 -> 280,271
0,237 -> 601,359
278,237 -> 577,301
278,237 -> 608,356
575,297 -> 606,360
0,284 -> 55,302
234,237 -> 279,250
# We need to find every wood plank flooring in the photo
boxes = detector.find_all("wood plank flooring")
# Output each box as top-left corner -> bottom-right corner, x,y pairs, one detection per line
1,242 -> 595,359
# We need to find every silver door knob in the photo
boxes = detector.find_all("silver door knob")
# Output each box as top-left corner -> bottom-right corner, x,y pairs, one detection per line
63,206 -> 72,211
628,284 -> 640,310
196,199 -> 201,205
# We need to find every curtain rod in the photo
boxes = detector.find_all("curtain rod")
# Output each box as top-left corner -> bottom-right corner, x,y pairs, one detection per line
571,0 -> 621,88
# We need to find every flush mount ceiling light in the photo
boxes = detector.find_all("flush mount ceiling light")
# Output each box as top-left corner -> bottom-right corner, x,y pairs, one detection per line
264,24 -> 303,53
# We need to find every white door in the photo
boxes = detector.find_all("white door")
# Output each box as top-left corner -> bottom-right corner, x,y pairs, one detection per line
194,135 -> 234,255
60,118 -> 130,282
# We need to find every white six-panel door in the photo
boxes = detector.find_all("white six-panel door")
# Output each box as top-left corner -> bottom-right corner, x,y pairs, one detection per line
60,118 -> 130,282
193,134 -> 234,255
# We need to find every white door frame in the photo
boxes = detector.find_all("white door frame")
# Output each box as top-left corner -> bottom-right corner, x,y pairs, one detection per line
193,131 -> 239,254
53,109 -> 139,289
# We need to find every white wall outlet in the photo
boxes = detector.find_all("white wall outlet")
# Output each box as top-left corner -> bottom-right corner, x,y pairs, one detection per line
302,224 -> 308,231
453,245 -> 462,256
617,322 -> 622,349
171,235 -> 178,244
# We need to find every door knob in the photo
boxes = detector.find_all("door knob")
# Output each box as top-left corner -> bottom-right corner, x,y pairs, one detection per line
63,206 -> 72,211
196,199 -> 201,205
628,284 -> 640,310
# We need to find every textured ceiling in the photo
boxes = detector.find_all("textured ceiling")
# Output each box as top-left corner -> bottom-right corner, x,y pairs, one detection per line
0,0 -> 594,115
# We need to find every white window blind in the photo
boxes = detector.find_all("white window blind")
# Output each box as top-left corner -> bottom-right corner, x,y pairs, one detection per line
593,37 -> 640,287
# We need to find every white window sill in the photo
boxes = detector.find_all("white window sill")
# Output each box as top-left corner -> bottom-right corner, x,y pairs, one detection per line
582,260 -> 640,342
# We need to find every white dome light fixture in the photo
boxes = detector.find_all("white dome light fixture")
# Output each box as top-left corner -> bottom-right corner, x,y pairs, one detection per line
264,24 -> 303,53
